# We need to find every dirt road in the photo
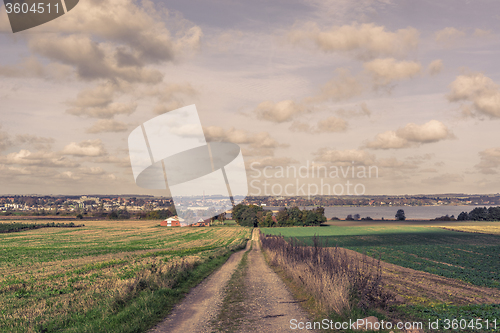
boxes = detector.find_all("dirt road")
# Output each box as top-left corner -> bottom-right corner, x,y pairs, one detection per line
150,229 -> 315,333
235,229 -> 314,333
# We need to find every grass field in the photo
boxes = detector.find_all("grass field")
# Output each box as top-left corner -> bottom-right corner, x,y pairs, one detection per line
0,221 -> 250,332
261,224 -> 500,332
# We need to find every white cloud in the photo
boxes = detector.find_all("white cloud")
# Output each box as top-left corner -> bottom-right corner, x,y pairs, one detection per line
366,120 -> 453,149
254,100 -> 305,123
428,59 -> 443,75
397,120 -> 454,143
0,150 -> 78,168
364,58 -> 421,86
288,22 -> 419,60
204,126 -> 282,150
365,130 -> 413,149
61,139 -> 107,157
434,27 -> 465,43
448,72 -> 500,118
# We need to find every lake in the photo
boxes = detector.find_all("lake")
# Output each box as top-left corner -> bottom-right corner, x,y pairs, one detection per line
264,205 -> 492,220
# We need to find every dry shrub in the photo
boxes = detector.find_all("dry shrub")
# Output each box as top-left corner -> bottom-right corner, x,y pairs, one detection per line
260,231 -> 389,316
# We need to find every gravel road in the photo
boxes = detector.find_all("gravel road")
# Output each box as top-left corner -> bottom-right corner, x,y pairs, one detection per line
235,229 -> 315,333
149,241 -> 251,333
150,229 -> 315,333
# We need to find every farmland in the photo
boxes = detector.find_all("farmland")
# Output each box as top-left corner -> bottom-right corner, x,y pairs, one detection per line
261,224 -> 500,331
0,220 -> 250,333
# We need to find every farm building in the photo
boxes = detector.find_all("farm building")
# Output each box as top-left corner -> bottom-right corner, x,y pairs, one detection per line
161,216 -> 186,227
191,218 -> 211,227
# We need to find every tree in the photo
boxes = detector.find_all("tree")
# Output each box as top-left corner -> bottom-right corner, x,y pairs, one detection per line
395,209 -> 406,221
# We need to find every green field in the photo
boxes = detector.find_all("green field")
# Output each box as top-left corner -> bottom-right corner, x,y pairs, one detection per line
0,221 -> 250,332
261,225 -> 500,289
261,225 -> 500,331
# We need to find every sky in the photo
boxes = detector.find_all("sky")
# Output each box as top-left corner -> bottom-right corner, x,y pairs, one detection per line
1,0 -> 500,196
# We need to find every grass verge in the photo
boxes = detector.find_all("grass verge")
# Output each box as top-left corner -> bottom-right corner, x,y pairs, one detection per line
211,242 -> 252,332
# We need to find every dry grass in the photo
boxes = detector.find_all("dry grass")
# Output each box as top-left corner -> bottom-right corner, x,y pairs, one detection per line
439,225 -> 500,235
259,231 -> 390,317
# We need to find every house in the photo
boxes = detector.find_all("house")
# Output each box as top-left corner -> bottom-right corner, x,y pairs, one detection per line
161,216 -> 185,227
191,218 -> 211,227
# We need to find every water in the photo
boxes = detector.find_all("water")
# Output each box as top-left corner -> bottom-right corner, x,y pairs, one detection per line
264,205 -> 492,220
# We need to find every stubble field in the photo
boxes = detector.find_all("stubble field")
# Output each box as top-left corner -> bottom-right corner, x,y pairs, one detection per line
0,220 -> 250,333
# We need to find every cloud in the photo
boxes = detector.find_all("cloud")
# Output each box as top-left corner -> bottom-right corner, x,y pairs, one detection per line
68,81 -> 118,108
150,83 -> 198,114
204,126 -> 282,150
0,150 -> 78,168
55,167 -> 116,181
428,59 -> 443,75
313,148 -> 376,166
0,57 -> 73,81
335,103 -> 372,118
474,28 -> 492,37
366,120 -> 453,149
434,27 -> 465,43
365,130 -> 412,149
475,148 -> 500,174
68,103 -> 137,119
87,120 -> 129,134
29,35 -> 164,83
27,0 -> 202,62
290,116 -> 347,133
363,58 -> 421,86
447,72 -> 500,118
9,0 -> 203,87
288,22 -> 419,60
66,81 -> 137,119
317,116 -> 347,132
0,125 -> 12,152
309,68 -> 363,102
61,139 -> 107,157
422,173 -> 464,185
397,120 -> 454,143
15,135 -> 55,150
254,100 -> 305,123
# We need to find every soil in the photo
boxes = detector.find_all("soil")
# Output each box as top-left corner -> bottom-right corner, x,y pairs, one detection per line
341,248 -> 500,305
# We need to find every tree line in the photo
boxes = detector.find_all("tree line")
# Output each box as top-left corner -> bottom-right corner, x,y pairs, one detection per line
457,206 -> 500,221
232,204 -> 327,227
